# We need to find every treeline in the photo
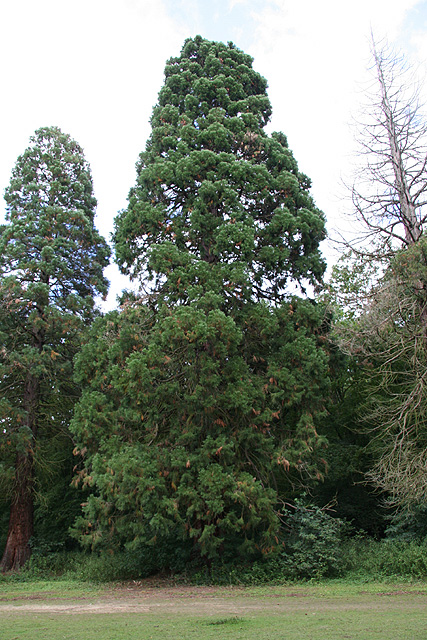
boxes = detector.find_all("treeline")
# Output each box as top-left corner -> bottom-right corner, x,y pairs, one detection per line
1,35 -> 426,577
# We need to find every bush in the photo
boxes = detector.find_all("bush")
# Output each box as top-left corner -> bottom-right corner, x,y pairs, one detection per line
3,516 -> 427,584
0,551 -> 81,582
280,500 -> 345,579
342,537 -> 427,579
183,500 -> 346,584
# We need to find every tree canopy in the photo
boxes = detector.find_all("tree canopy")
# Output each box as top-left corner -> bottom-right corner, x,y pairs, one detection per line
114,36 -> 326,305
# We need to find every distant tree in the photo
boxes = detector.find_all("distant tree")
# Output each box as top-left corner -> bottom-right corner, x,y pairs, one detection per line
0,127 -> 110,571
311,343 -> 389,537
71,37 -> 329,565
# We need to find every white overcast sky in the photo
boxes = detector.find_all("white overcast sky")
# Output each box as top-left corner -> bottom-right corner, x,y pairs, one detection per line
1,0 -> 427,308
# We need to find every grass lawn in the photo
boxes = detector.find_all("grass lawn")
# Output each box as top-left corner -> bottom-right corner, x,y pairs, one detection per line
1,580 -> 426,639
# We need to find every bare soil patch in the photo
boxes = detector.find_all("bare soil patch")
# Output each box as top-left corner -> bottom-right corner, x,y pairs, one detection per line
1,579 -> 426,617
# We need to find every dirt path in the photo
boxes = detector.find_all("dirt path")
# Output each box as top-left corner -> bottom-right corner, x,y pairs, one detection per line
1,583 -> 426,616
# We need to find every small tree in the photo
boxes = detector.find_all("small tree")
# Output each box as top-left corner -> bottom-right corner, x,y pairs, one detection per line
0,127 -> 110,571
72,37 -> 330,565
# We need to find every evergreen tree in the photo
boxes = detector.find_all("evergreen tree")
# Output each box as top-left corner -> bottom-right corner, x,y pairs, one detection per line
0,127 -> 110,571
71,37 -> 329,565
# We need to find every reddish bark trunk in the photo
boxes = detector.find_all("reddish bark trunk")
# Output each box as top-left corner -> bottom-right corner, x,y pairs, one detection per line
1,372 -> 39,572
0,453 -> 34,572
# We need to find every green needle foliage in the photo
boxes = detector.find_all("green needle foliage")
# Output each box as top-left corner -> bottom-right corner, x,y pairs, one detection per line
71,37 -> 330,567
114,37 -> 325,302
0,127 -> 110,571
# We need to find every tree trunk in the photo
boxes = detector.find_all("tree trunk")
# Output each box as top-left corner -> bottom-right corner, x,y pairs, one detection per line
0,372 -> 39,572
375,47 -> 422,245
0,453 -> 34,572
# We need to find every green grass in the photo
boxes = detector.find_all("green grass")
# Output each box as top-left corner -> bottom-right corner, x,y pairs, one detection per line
0,579 -> 102,600
2,606 -> 427,640
1,580 -> 427,639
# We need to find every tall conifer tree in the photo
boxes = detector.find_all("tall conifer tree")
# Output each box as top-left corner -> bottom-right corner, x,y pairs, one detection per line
0,127 -> 110,571
72,37 -> 329,564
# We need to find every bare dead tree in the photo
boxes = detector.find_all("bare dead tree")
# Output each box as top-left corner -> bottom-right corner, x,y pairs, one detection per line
331,37 -> 427,509
346,36 -> 427,259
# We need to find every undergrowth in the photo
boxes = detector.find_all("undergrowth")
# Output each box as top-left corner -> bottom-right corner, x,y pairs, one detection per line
1,502 -> 427,584
1,538 -> 427,585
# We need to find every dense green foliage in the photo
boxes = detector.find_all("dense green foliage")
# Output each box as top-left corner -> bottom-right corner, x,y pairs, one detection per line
114,37 -> 325,301
2,534 -> 427,584
70,36 -> 330,565
311,344 -> 389,536
280,500 -> 344,579
2,37 -> 427,580
0,127 -> 110,570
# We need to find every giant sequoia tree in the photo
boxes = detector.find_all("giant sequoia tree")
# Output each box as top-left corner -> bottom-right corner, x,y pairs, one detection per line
0,127 -> 110,571
71,37 -> 329,564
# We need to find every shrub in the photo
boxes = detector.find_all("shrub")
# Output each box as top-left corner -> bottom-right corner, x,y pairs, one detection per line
341,537 -> 427,579
280,500 -> 345,579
